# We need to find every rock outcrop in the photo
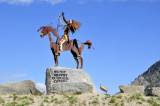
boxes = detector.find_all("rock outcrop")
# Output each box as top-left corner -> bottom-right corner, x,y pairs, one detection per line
131,60 -> 160,87
131,60 -> 160,96
0,80 -> 45,95
119,85 -> 145,95
145,87 -> 160,96
45,67 -> 98,94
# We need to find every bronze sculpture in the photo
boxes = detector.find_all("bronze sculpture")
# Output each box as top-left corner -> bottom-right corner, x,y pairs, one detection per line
58,12 -> 81,53
37,25 -> 92,69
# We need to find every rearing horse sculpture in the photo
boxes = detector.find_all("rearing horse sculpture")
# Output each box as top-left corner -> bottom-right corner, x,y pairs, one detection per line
37,26 -> 92,69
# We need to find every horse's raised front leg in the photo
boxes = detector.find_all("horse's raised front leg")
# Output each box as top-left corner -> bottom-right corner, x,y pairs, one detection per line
71,49 -> 79,69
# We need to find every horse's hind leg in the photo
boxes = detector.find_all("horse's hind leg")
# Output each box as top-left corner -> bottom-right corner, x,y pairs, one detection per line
71,49 -> 79,69
79,57 -> 83,69
78,48 -> 84,69
55,55 -> 59,67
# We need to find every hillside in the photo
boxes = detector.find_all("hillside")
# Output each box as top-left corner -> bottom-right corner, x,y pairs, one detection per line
1,93 -> 160,106
131,60 -> 160,88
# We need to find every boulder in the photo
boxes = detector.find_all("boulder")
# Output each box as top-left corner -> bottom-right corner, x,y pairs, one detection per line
45,67 -> 98,94
0,80 -> 45,95
145,87 -> 160,96
119,85 -> 144,95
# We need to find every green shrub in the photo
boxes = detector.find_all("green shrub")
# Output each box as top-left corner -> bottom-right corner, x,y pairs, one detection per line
73,91 -> 82,95
92,98 -> 99,105
18,96 -> 28,101
117,95 -> 122,99
4,102 -> 15,106
43,98 -> 48,103
109,98 -> 116,103
43,96 -> 49,103
140,97 -> 145,102
129,94 -> 144,102
69,96 -> 77,104
8,95 -> 13,98
147,99 -> 158,106
16,100 -> 29,106
21,101 -> 30,105
137,101 -> 142,104
40,102 -> 44,106
135,94 -> 142,100
129,95 -> 135,101
29,97 -> 34,103
0,96 -> 5,104
115,102 -> 119,106
121,102 -> 124,106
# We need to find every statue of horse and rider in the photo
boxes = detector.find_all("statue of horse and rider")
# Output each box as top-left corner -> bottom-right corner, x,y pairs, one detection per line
37,12 -> 92,69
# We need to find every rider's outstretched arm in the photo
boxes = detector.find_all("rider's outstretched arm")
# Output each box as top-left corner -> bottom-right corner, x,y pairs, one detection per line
62,12 -> 68,24
58,15 -> 66,26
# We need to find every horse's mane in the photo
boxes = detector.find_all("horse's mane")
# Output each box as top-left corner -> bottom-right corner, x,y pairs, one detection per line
46,26 -> 60,39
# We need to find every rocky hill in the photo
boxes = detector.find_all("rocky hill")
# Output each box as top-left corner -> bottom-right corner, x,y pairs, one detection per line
131,60 -> 160,88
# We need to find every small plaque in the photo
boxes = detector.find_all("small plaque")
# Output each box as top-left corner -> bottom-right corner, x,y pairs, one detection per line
52,70 -> 69,83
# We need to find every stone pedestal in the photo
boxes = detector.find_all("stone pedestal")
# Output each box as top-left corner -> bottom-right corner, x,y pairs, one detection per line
45,67 -> 98,94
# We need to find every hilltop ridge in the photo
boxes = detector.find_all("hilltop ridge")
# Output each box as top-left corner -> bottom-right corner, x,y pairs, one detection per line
132,60 -> 160,87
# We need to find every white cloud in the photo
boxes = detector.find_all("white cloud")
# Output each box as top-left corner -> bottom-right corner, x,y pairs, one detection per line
78,0 -> 87,4
0,72 -> 28,80
37,83 -> 46,92
0,0 -> 159,5
111,0 -> 160,2
41,0 -> 67,5
137,0 -> 160,1
0,0 -> 33,4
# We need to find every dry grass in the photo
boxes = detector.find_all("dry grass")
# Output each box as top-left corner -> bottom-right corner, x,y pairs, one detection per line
0,93 -> 160,106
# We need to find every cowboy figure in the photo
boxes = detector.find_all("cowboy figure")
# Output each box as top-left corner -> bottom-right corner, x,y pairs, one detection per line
58,12 -> 81,53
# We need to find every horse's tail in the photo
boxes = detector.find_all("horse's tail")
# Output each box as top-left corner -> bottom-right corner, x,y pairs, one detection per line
83,40 -> 92,50
74,40 -> 92,55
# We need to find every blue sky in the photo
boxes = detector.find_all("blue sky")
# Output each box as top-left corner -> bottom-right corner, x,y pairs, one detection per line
0,0 -> 160,95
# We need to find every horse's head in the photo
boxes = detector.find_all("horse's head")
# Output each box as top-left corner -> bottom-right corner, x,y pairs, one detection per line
37,26 -> 60,39
37,26 -> 49,38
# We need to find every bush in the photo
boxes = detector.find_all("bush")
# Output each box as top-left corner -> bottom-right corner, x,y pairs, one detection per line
137,101 -> 142,104
110,98 -> 116,103
73,91 -> 82,95
135,94 -> 142,100
147,99 -> 158,106
121,102 -> 124,106
0,96 -> 5,104
92,98 -> 99,105
117,95 -> 122,99
69,96 -> 77,104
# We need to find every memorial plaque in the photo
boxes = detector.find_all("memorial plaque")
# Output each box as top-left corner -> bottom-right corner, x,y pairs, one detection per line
52,70 -> 69,83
